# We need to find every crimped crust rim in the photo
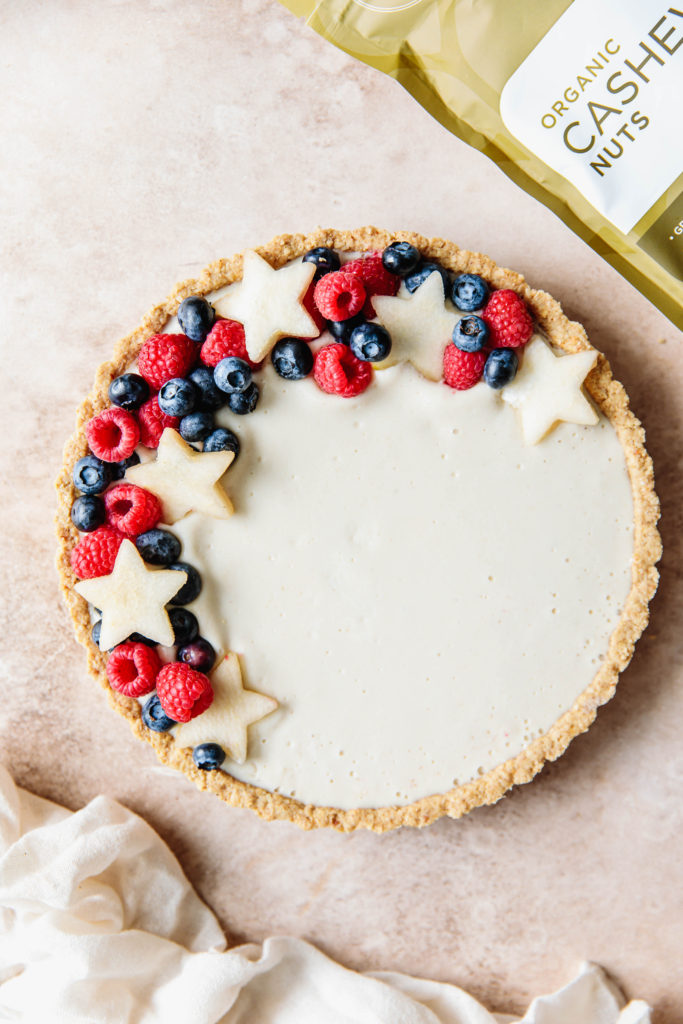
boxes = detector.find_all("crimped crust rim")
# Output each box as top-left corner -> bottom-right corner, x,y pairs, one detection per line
55,227 -> 662,832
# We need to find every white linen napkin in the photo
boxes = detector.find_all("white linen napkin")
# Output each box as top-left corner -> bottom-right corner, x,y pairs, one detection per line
0,764 -> 651,1024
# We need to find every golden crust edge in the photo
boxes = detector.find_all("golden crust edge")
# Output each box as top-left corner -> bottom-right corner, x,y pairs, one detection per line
55,226 -> 662,833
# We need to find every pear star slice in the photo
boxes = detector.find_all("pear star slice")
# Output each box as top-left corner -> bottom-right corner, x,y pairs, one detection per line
214,250 -> 318,363
372,271 -> 459,381
501,334 -> 599,445
126,428 -> 234,524
174,653 -> 278,765
74,540 -> 186,650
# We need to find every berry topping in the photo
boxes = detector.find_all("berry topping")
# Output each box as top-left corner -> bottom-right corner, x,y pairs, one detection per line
137,396 -> 180,449
201,319 -> 261,370
70,525 -> 125,579
404,261 -> 450,295
177,296 -> 216,343
214,357 -> 252,394
72,455 -> 111,495
138,334 -> 197,390
158,377 -> 198,417
302,246 -> 341,279
135,527 -> 182,565
313,343 -> 372,398
179,411 -> 214,442
313,271 -> 366,322
168,607 -> 199,646
168,561 -> 202,605
187,366 -> 226,412
110,451 -> 141,482
106,641 -> 161,698
349,322 -> 392,363
382,241 -> 420,277
103,483 -> 162,538
71,495 -> 105,533
484,347 -> 519,389
482,290 -> 533,349
227,382 -> 260,415
203,427 -> 240,459
443,344 -> 487,391
156,662 -> 213,723
452,315 -> 489,353
178,637 -> 216,673
141,693 -> 176,732
451,273 -> 489,312
108,373 -> 150,411
193,743 -> 226,771
86,407 -> 140,463
301,283 -> 326,334
327,311 -> 366,343
343,252 -> 400,300
271,338 -> 314,380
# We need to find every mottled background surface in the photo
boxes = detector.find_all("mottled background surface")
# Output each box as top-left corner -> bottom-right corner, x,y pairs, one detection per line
1,0 -> 682,1018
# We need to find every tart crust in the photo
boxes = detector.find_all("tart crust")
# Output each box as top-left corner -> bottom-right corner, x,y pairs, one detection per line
55,228 -> 662,832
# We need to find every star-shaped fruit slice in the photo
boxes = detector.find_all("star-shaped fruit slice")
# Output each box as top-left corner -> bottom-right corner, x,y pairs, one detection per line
501,334 -> 599,444
214,250 -> 318,362
126,428 -> 234,523
74,539 -> 186,650
372,271 -> 459,381
174,652 -> 278,764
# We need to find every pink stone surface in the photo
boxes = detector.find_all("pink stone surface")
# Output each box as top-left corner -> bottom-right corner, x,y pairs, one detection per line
1,1 -> 682,1018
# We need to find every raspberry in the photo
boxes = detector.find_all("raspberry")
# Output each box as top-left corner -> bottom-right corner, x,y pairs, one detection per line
137,395 -> 180,448
481,290 -> 533,349
70,525 -> 125,579
443,344 -> 487,390
313,271 -> 366,322
156,662 -> 214,723
343,252 -> 399,316
313,343 -> 372,398
104,483 -> 162,538
200,319 -> 261,370
302,283 -> 325,334
138,333 -> 197,389
86,408 -> 140,463
106,642 -> 161,698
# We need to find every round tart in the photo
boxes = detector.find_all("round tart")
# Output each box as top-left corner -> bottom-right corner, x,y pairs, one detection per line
56,228 -> 661,832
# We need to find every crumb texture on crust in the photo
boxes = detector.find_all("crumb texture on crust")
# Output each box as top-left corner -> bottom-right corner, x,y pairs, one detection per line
55,227 -> 662,833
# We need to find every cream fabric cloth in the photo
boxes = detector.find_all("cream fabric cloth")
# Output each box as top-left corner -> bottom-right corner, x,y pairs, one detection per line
0,765 -> 651,1024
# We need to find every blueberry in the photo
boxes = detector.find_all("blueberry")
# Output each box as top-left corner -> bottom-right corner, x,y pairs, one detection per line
193,743 -> 226,770
188,366 -> 226,412
451,273 -> 489,312
404,262 -> 450,295
168,607 -> 199,646
72,455 -> 111,495
227,382 -> 259,415
158,377 -> 198,417
178,637 -> 216,673
349,322 -> 392,362
71,495 -> 105,532
382,241 -> 420,276
271,338 -> 314,380
177,295 -> 216,343
108,373 -> 149,411
327,312 -> 365,343
302,246 -> 340,280
128,632 -> 157,646
203,427 -> 240,460
168,562 -> 202,605
214,357 -> 252,394
179,411 -> 214,443
110,451 -> 141,481
484,348 -> 519,389
135,528 -> 181,566
142,694 -> 176,732
91,619 -> 103,647
452,315 -> 489,353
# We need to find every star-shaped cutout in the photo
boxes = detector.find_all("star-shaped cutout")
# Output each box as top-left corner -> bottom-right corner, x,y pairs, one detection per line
174,653 -> 278,764
126,428 -> 234,523
214,250 -> 318,362
501,335 -> 599,444
74,540 -> 186,650
372,271 -> 459,381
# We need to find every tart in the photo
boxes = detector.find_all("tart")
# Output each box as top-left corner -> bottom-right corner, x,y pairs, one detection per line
55,228 -> 661,832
